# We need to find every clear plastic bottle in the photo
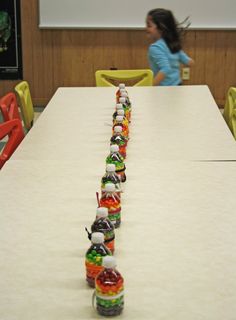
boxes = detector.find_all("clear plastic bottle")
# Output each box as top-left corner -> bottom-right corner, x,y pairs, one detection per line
106,144 -> 126,183
85,232 -> 111,287
101,163 -> 121,196
99,183 -> 121,228
119,96 -> 131,122
116,109 -> 129,127
95,256 -> 124,316
112,103 -> 124,121
91,207 -> 115,253
110,126 -> 128,159
116,83 -> 126,103
113,115 -> 129,138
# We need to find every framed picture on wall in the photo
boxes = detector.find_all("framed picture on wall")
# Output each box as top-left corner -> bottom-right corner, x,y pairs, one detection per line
0,0 -> 22,80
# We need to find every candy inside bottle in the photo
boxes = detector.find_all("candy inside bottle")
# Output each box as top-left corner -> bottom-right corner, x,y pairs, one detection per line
101,163 -> 121,196
99,183 -> 121,228
95,256 -> 124,316
91,207 -> 115,253
106,144 -> 126,183
85,232 -> 111,287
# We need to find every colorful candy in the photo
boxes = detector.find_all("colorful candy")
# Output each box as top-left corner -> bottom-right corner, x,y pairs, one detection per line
95,256 -> 124,316
99,183 -> 121,228
106,144 -> 126,183
91,207 -> 115,253
113,115 -> 129,138
110,126 -> 128,159
101,163 -> 121,196
85,232 -> 111,287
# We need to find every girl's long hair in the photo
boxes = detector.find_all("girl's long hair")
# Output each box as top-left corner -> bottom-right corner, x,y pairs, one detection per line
148,8 -> 190,53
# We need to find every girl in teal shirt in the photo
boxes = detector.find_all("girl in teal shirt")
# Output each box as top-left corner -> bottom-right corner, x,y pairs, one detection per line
146,8 -> 194,86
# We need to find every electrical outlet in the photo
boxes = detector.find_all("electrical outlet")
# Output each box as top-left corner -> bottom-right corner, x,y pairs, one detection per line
182,67 -> 190,80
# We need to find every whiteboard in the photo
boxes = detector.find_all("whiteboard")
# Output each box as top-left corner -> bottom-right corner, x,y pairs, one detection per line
39,0 -> 236,30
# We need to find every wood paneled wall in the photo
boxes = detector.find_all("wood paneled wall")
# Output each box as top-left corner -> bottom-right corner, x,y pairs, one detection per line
1,0 -> 236,107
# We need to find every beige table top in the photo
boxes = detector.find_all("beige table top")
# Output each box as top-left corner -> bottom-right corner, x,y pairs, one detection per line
0,160 -> 236,319
11,85 -> 236,161
1,85 -> 236,319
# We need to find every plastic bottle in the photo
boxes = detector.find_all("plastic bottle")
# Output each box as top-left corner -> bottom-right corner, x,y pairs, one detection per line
116,109 -> 129,127
116,83 -> 126,103
101,163 -> 121,196
106,144 -> 126,183
120,90 -> 131,108
90,207 -> 115,253
113,103 -> 124,121
85,232 -> 111,287
119,96 -> 131,122
110,126 -> 127,159
99,183 -> 121,228
113,115 -> 129,138
95,256 -> 124,316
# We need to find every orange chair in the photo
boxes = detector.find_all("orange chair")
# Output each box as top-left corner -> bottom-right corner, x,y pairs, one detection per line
0,92 -> 22,122
0,119 -> 24,169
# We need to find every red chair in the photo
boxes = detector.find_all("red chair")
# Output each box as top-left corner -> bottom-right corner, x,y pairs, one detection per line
0,92 -> 22,121
0,119 -> 24,169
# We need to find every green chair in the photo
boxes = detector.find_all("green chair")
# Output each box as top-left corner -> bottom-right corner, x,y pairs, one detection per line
223,87 -> 236,134
95,69 -> 153,87
231,109 -> 236,139
15,81 -> 34,131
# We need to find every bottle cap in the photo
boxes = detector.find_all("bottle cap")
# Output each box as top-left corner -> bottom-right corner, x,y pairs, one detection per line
117,109 -> 125,116
91,232 -> 104,244
119,97 -> 126,104
103,255 -> 116,268
119,83 -> 125,89
96,207 -> 108,218
114,126 -> 122,133
110,144 -> 119,153
106,163 -> 116,172
120,91 -> 128,98
116,103 -> 123,110
105,183 -> 116,192
116,115 -> 123,122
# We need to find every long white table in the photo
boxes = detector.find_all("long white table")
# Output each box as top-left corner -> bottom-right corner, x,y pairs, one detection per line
1,160 -> 236,319
1,85 -> 236,319
11,85 -> 236,161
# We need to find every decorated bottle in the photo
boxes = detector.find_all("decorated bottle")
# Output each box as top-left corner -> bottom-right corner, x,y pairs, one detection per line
113,103 -> 124,121
85,232 -> 111,287
120,90 -> 131,108
95,256 -> 124,316
115,109 -> 129,128
99,183 -> 121,228
101,163 -> 121,196
90,207 -> 115,253
116,83 -> 126,103
119,96 -> 131,122
106,144 -> 126,183
110,126 -> 127,159
113,115 -> 129,139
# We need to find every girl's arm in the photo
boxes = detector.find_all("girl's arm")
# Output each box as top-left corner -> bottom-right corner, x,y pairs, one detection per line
153,71 -> 166,86
179,50 -> 194,67
186,58 -> 195,67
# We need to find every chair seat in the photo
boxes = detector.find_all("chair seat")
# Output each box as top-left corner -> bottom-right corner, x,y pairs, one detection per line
223,87 -> 236,135
15,81 -> 34,131
95,69 -> 153,87
0,119 -> 24,169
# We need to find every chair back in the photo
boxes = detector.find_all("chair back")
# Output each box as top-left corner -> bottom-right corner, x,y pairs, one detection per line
0,92 -> 22,122
95,69 -> 153,87
0,119 -> 24,169
15,81 -> 34,130
223,87 -> 236,133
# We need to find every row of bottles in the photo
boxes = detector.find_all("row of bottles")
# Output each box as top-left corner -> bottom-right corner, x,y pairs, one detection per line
85,83 -> 131,316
